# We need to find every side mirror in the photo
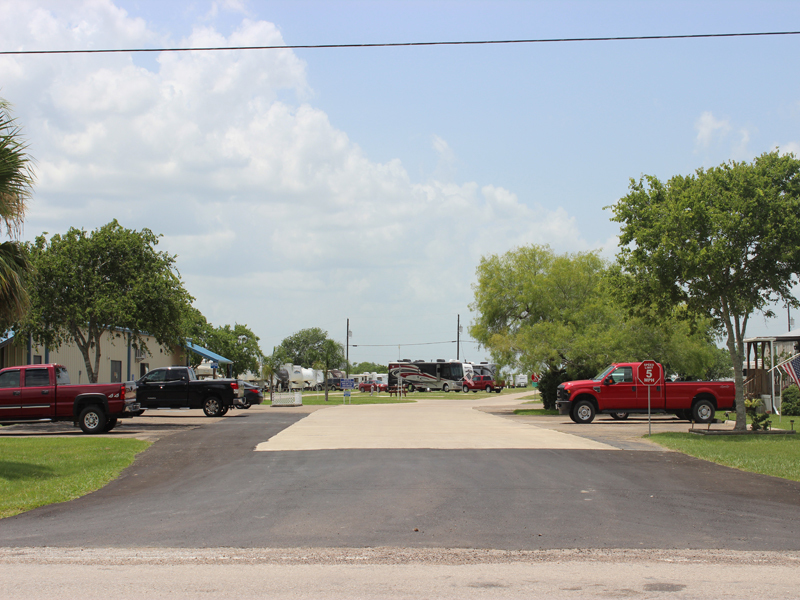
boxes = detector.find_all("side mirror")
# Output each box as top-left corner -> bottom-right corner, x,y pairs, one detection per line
604,377 -> 613,385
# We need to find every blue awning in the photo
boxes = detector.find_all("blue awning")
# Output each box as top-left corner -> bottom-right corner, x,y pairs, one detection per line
186,341 -> 233,364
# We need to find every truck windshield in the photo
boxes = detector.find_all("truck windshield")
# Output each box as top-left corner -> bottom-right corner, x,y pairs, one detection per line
593,365 -> 616,381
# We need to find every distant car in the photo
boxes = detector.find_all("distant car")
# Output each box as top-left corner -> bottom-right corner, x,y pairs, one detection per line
462,374 -> 503,393
239,382 -> 263,409
359,380 -> 388,393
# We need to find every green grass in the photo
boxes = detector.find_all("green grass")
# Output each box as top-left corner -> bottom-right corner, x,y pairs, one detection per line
287,388 -> 523,404
714,411 -> 800,431
513,408 -> 559,416
0,437 -> 151,518
297,394 -> 415,405
647,432 -> 800,481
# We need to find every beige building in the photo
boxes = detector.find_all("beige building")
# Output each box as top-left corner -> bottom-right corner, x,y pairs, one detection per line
0,329 -> 183,384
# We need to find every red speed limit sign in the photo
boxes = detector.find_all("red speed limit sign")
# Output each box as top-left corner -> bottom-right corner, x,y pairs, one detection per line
637,360 -> 663,386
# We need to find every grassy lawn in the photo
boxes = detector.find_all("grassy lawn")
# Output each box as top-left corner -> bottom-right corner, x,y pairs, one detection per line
714,411 -> 799,431
287,388 -> 526,404
514,408 -> 559,416
647,432 -> 800,482
0,437 -> 151,519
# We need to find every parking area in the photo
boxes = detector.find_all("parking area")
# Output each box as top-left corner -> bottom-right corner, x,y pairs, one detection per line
483,404 -> 739,451
0,405 -> 323,443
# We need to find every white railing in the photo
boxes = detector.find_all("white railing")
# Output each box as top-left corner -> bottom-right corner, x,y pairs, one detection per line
271,391 -> 302,407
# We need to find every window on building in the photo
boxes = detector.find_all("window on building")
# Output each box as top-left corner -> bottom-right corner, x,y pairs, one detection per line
110,360 -> 122,383
32,355 -> 42,364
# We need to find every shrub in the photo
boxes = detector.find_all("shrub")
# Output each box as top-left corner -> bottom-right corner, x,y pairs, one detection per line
781,386 -> 800,417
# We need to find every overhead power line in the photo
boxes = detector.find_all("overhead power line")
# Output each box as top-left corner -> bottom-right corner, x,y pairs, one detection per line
2,30 -> 799,56
352,340 -> 456,348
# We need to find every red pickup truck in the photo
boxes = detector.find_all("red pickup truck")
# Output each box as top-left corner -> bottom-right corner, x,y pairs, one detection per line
0,364 -> 139,434
555,362 -> 735,424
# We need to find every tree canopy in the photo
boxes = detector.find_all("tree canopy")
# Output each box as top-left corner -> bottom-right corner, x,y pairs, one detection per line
0,98 -> 33,327
610,150 -> 800,429
202,323 -> 263,378
274,327 -> 334,367
352,361 -> 388,374
470,244 -> 727,408
23,220 -> 195,383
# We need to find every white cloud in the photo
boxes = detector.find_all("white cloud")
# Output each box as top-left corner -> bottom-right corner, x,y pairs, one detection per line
695,111 -> 730,147
0,0 -> 590,358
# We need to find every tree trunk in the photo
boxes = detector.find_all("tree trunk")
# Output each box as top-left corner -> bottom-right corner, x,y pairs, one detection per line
721,301 -> 747,430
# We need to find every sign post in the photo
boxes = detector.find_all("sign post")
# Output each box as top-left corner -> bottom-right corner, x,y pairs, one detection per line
341,378 -> 355,404
637,360 -> 663,436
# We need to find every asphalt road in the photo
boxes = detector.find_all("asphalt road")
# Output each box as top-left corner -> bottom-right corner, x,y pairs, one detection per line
1,402 -> 799,550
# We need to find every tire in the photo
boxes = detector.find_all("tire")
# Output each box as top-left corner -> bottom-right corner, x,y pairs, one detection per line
78,405 -> 107,434
103,417 -> 119,432
240,402 -> 251,409
609,412 -> 629,420
692,399 -> 715,424
485,385 -> 493,393
220,406 -> 229,416
572,399 -> 596,424
568,410 -> 579,423
442,383 -> 450,393
203,396 -> 224,417
462,385 -> 469,393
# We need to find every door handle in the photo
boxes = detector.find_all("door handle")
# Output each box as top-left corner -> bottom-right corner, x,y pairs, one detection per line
632,386 -> 637,392
41,389 -> 49,395
12,390 -> 20,396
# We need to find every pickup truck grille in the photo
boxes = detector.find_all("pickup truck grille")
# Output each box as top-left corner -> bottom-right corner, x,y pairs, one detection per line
556,384 -> 570,402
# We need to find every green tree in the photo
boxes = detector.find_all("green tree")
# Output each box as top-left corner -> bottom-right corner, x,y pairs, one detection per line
274,327 -> 329,367
23,220 -> 194,383
204,323 -> 263,378
312,339 -> 346,402
352,361 -> 388,374
0,99 -> 34,327
610,151 -> 800,430
470,245 -> 724,409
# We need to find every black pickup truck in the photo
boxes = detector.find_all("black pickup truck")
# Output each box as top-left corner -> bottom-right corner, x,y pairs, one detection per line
135,366 -> 246,417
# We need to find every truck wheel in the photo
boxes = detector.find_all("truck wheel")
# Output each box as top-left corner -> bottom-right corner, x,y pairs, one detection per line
78,406 -> 107,434
103,417 -> 119,432
220,405 -> 229,416
572,400 -> 596,424
442,383 -> 450,392
462,385 -> 469,393
609,412 -> 629,420
485,385 -> 493,393
203,396 -> 224,417
240,402 -> 251,409
692,399 -> 715,424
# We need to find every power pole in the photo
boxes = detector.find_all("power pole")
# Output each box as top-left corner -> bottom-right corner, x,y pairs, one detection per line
346,318 -> 351,377
457,314 -> 461,360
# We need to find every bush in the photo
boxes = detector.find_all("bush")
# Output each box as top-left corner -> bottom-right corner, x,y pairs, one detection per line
781,386 -> 800,416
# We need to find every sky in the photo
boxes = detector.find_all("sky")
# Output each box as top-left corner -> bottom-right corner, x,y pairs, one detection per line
1,0 -> 799,369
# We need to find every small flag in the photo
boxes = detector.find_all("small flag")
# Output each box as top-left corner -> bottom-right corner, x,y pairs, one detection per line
782,355 -> 800,389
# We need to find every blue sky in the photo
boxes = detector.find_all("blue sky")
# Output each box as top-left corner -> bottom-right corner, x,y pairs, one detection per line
1,0 -> 798,370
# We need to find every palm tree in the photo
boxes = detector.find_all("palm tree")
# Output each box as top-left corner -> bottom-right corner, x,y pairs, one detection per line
0,99 -> 33,326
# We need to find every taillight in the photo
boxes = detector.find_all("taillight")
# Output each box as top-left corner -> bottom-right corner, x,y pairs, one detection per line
230,382 -> 239,390
120,384 -> 127,399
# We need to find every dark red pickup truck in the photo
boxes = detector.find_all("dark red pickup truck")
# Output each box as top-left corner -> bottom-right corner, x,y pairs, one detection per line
555,362 -> 735,424
0,364 -> 139,434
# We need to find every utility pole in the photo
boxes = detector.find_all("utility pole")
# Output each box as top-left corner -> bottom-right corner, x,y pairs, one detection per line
457,314 -> 461,360
346,318 -> 351,377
